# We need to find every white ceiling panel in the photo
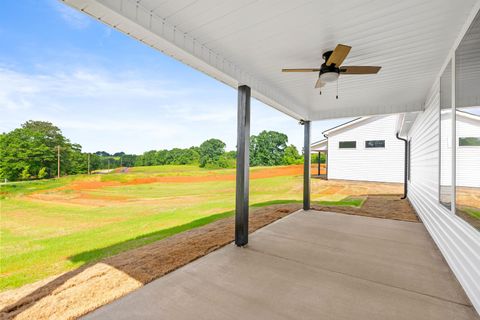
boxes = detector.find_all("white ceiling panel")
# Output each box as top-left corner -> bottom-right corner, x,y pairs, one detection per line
63,0 -> 479,120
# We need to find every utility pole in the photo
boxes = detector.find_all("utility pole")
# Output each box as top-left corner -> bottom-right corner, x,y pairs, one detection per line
120,157 -> 123,167
87,153 -> 91,175
57,145 -> 61,178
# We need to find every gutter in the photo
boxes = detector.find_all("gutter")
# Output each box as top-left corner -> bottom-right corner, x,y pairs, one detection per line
395,133 -> 408,199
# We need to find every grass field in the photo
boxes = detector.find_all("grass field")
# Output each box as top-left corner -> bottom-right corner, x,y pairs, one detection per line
0,164 -> 385,292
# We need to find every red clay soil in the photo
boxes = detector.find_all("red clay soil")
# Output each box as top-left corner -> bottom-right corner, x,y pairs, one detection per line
63,165 -> 303,191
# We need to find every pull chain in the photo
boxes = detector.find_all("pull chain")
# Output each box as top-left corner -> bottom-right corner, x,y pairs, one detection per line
336,78 -> 339,99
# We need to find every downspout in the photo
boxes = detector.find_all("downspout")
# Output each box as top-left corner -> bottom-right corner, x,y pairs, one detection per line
395,133 -> 408,199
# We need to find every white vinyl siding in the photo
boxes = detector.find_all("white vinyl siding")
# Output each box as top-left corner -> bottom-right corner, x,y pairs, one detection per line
408,82 -> 480,312
327,115 -> 404,183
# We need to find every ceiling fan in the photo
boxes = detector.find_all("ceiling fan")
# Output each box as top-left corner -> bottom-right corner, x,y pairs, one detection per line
282,44 -> 381,95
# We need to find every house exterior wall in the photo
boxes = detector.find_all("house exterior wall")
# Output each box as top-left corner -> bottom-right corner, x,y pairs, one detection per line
326,115 -> 404,183
407,83 -> 480,312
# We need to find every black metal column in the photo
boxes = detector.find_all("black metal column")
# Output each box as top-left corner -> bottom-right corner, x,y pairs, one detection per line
318,151 -> 321,176
235,85 -> 250,246
303,120 -> 311,210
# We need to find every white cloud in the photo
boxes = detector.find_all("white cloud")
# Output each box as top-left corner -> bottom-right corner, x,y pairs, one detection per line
50,0 -> 91,30
0,66 -> 239,153
0,65 -> 347,154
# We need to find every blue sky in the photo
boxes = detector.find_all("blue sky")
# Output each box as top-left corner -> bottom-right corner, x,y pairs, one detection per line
0,0 -> 347,154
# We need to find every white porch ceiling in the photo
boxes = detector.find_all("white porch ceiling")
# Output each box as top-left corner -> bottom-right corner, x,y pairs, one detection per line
63,0 -> 478,120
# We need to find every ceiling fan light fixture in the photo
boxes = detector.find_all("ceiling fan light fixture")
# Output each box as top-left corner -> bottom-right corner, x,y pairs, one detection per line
320,71 -> 339,83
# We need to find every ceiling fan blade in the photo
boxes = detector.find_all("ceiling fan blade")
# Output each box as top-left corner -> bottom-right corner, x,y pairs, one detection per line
315,78 -> 325,88
282,68 -> 321,72
326,44 -> 351,67
340,66 -> 381,74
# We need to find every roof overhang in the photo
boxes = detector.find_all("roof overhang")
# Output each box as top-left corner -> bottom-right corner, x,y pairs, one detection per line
63,0 -> 479,121
396,112 -> 420,138
311,139 -> 327,152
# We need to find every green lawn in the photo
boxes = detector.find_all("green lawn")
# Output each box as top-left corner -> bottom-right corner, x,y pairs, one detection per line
0,165 -> 363,291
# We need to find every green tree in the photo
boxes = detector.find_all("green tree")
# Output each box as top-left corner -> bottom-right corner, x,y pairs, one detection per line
65,143 -> 87,174
250,130 -> 288,166
120,154 -> 137,167
143,150 -> 158,166
155,150 -> 169,165
0,121 -> 69,180
282,144 -> 303,165
38,167 -> 47,179
20,166 -> 31,180
198,139 -> 226,168
311,152 -> 326,164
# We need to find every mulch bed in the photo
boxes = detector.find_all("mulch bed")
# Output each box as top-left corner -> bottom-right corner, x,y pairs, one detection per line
312,195 -> 419,222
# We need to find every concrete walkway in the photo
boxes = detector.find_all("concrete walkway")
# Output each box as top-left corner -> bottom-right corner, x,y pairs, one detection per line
83,210 -> 478,320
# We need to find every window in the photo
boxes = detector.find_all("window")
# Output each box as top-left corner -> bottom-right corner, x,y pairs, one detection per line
339,141 -> 356,149
365,140 -> 385,148
455,9 -> 480,230
459,137 -> 480,146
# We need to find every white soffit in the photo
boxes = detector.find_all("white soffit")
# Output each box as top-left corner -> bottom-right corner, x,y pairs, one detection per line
63,0 -> 478,120
311,139 -> 327,152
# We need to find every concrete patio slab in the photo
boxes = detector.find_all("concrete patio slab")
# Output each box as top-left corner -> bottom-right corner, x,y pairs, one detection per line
83,210 -> 478,320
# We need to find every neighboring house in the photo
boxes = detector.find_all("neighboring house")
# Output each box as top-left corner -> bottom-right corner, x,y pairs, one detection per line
313,110 -> 480,185
311,115 -> 405,183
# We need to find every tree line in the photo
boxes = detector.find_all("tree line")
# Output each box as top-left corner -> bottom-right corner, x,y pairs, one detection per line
0,121 -> 304,181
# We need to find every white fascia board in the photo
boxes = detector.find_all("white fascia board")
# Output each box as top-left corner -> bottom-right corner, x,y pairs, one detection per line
63,0 -> 305,120
322,117 -> 367,137
396,113 -> 406,136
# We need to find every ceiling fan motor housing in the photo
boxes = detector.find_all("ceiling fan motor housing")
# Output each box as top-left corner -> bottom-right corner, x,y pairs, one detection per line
320,50 -> 340,82
320,63 -> 340,82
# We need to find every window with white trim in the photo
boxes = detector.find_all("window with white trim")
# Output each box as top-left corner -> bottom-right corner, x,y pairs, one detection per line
365,140 -> 385,148
459,137 -> 480,146
339,141 -> 356,149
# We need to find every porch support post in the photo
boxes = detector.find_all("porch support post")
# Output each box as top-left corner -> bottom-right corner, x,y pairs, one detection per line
303,120 -> 311,210
235,85 -> 250,246
318,151 -> 321,176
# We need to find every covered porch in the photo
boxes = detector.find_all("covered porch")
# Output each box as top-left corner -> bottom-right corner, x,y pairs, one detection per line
83,209 -> 476,319
62,0 -> 480,317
